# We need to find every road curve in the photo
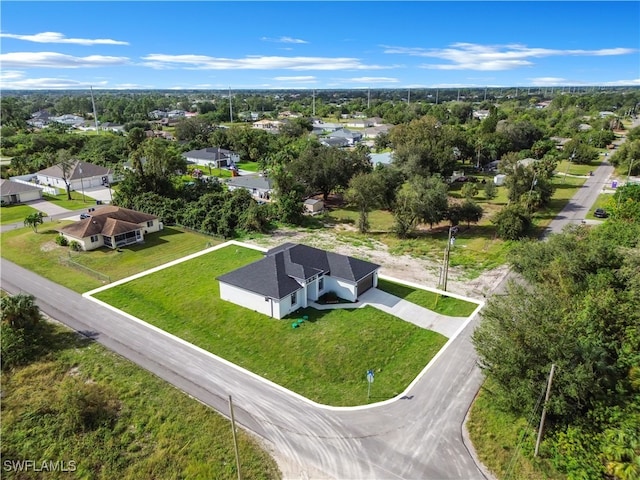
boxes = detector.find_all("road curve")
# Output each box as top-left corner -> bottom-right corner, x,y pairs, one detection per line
2,259 -> 489,479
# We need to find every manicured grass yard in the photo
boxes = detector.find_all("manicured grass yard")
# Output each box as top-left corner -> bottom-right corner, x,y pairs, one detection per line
377,279 -> 478,317
0,203 -> 41,225
585,191 -> 615,220
93,245 -> 448,406
2,322 -> 280,480
43,191 -> 96,210
1,224 -> 217,293
237,161 -> 262,172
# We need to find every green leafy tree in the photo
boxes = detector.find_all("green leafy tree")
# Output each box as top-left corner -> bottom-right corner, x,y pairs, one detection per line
461,182 -> 479,199
483,180 -> 498,200
492,204 -> 531,240
345,172 -> 385,233
459,200 -> 484,228
23,212 -> 45,233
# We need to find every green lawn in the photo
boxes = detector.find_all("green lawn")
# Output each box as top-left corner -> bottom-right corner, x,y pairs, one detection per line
555,158 -> 602,177
585,192 -> 616,220
43,191 -> 96,210
0,203 -> 41,225
237,161 -> 262,173
467,382 -> 564,480
325,207 -> 395,232
0,224 -> 217,293
93,245 -> 448,406
532,175 -> 588,230
377,278 -> 479,317
2,322 -> 280,480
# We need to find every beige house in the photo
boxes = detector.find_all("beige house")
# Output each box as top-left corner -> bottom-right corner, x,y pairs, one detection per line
0,179 -> 43,204
58,206 -> 161,251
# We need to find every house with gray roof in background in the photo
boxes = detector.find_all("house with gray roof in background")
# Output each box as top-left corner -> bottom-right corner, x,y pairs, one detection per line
183,147 -> 240,168
0,179 -> 43,204
217,243 -> 380,318
225,175 -> 274,200
35,161 -> 112,192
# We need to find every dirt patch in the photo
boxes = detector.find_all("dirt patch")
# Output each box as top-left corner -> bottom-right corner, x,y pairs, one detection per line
246,227 -> 508,300
40,241 -> 60,252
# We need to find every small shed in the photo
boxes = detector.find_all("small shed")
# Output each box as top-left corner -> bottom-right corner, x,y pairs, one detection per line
304,198 -> 324,214
494,174 -> 506,186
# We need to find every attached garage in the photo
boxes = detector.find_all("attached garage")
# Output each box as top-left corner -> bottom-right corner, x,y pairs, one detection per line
357,273 -> 375,296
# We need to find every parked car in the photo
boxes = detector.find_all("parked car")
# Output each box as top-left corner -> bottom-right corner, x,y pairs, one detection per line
594,208 -> 608,218
80,213 -> 91,219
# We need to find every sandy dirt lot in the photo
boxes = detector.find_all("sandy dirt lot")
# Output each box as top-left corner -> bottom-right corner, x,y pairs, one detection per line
245,225 -> 509,301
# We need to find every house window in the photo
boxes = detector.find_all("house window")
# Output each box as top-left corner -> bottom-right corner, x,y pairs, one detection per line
90,235 -> 99,243
147,220 -> 154,227
291,291 -> 297,306
318,277 -> 324,292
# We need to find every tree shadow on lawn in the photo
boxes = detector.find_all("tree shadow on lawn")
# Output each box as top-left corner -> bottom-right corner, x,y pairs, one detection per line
22,320 -> 93,366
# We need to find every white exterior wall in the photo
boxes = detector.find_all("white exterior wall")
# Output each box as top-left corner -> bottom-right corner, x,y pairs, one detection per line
139,219 -> 161,234
59,234 -> 103,251
219,283 -> 275,317
275,286 -> 306,318
324,277 -> 357,302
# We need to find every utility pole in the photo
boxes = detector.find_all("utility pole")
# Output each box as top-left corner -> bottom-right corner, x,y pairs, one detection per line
439,226 -> 458,291
312,89 -> 316,116
534,364 -> 556,457
367,87 -> 370,109
90,86 -> 99,134
228,395 -> 242,480
407,87 -> 411,106
435,88 -> 439,105
229,87 -> 233,123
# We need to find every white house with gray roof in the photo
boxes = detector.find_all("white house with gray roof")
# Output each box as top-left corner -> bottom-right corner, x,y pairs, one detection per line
217,243 -> 380,319
183,147 -> 239,168
225,175 -> 273,200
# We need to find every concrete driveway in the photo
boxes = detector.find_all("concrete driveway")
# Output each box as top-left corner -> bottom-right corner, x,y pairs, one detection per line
24,198 -> 71,216
80,186 -> 114,203
311,287 -> 469,337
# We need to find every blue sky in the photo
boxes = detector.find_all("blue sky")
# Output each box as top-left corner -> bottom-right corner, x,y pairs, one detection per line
1,1 -> 639,90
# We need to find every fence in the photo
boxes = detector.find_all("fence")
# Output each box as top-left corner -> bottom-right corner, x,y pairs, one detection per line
59,255 -> 111,284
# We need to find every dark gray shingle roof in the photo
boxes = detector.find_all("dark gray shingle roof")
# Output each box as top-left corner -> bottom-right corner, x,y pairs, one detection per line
217,243 -> 380,300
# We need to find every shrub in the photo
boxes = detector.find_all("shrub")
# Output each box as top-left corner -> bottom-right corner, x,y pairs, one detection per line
55,234 -> 69,246
69,241 -> 82,251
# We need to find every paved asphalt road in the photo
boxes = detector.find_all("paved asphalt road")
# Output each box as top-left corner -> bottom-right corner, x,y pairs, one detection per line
1,154 -> 617,479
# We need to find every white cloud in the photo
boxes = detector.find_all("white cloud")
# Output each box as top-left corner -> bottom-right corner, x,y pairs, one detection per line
273,75 -> 316,82
0,70 -> 25,80
1,75 -> 109,89
141,53 -> 392,71
348,76 -> 399,83
0,52 -> 130,68
529,77 -> 568,86
261,36 -> 308,44
0,31 -> 128,46
382,43 -> 637,71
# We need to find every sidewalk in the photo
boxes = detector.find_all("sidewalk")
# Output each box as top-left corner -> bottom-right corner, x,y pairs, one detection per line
310,287 -> 468,338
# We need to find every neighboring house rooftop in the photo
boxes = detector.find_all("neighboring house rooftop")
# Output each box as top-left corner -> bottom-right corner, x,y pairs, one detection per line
217,243 -> 380,300
58,206 -> 157,239
226,175 -> 273,191
183,147 -> 234,161
0,179 -> 41,195
37,161 -> 110,180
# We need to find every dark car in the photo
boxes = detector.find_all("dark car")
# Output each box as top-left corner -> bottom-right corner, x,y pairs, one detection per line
80,213 -> 91,219
594,208 -> 608,218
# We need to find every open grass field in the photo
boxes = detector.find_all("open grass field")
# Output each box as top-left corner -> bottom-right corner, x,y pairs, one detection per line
555,157 -> 602,177
1,321 -> 280,480
43,191 -> 96,210
585,191 -> 616,220
92,245 -> 448,406
0,203 -> 41,225
377,278 -> 478,317
0,224 -> 216,293
467,382 -> 564,480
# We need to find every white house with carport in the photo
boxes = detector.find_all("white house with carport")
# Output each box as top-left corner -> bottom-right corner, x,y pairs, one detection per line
35,161 -> 113,192
217,243 -> 380,319
57,206 -> 161,251
183,147 -> 240,168
0,179 -> 43,204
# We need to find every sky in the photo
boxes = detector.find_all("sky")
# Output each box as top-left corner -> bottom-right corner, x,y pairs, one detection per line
1,1 -> 639,90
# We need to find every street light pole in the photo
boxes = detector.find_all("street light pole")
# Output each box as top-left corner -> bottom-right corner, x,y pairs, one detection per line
79,163 -> 86,203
